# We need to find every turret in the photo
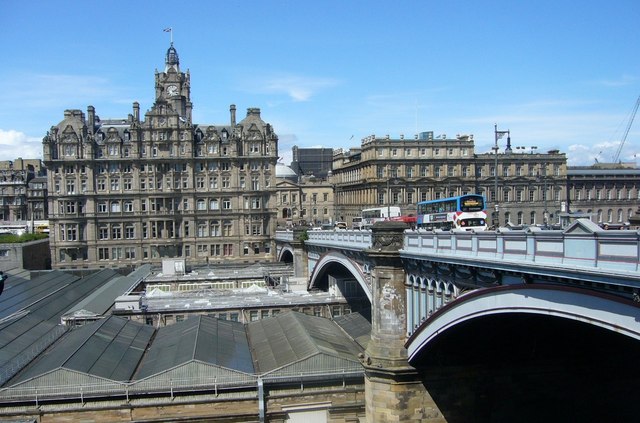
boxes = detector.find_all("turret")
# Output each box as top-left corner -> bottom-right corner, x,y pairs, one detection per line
230,104 -> 236,126
165,43 -> 180,72
87,106 -> 95,134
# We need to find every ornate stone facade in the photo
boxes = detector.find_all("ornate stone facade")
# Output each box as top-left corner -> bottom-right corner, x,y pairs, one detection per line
331,133 -> 567,229
42,44 -> 278,269
0,159 -> 44,224
567,163 -> 640,225
275,172 -> 335,228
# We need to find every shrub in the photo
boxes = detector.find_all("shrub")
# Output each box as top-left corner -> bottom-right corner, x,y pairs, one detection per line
0,233 -> 49,244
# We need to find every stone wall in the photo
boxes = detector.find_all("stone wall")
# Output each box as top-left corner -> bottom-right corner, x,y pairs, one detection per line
0,238 -> 50,272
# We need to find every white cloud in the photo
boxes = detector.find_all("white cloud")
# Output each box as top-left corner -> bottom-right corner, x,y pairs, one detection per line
0,73 -> 114,108
243,74 -> 340,102
596,74 -> 638,87
566,139 -> 640,166
0,130 -> 43,161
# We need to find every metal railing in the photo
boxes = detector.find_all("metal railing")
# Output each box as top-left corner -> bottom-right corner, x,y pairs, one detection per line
402,228 -> 640,276
0,368 -> 364,405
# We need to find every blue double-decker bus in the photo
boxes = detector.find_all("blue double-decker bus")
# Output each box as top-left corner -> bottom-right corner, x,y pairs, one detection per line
416,194 -> 487,231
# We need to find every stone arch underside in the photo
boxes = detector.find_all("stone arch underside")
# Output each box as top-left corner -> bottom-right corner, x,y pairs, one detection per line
405,284 -> 640,422
277,245 -> 294,263
407,284 -> 640,362
308,251 -> 372,303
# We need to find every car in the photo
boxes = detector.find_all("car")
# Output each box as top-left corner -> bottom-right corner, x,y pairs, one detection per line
600,222 -> 629,230
334,222 -> 347,229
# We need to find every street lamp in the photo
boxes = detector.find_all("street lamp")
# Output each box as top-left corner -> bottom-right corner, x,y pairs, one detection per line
387,177 -> 391,218
543,172 -> 548,228
493,124 -> 510,228
386,169 -> 400,219
537,164 -> 549,228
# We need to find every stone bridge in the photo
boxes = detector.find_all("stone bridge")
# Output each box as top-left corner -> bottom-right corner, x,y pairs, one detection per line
275,219 -> 640,422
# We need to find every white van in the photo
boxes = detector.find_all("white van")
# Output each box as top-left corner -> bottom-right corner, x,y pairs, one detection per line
352,217 -> 364,230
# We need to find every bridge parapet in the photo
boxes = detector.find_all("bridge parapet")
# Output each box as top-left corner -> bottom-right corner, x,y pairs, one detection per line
403,224 -> 640,276
274,230 -> 294,242
306,229 -> 373,250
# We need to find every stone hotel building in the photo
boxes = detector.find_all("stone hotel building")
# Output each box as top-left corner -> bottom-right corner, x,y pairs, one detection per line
43,43 -> 278,269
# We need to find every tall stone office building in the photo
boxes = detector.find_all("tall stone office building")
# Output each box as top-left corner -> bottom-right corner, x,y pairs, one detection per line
331,132 -> 568,228
43,44 -> 278,269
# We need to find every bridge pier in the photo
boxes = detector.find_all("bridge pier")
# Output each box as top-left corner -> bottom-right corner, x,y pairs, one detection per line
291,227 -> 309,279
363,222 -> 446,422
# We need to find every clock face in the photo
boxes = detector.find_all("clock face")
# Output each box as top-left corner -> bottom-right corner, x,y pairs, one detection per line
167,85 -> 178,97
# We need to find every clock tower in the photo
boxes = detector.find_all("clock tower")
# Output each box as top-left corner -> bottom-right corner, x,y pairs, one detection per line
44,40 -> 279,270
154,42 -> 192,121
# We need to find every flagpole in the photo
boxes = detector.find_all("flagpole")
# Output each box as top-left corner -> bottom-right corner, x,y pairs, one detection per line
164,27 -> 173,44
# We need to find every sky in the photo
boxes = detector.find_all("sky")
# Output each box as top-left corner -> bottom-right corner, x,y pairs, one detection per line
1,1 -> 639,166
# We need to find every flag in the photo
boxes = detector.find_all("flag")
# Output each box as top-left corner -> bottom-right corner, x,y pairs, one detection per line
163,27 -> 172,32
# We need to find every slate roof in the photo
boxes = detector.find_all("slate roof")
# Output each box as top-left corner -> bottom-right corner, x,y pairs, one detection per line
135,315 -> 253,379
11,316 -> 154,384
0,266 -> 367,398
0,269 -> 122,386
333,312 -> 372,350
0,271 -> 79,321
248,311 -> 364,374
62,264 -> 151,320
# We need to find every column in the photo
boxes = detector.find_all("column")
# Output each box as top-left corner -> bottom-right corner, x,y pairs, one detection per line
291,227 -> 309,279
363,221 -> 446,422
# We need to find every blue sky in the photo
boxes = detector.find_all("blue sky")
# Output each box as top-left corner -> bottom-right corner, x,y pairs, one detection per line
1,1 -> 639,166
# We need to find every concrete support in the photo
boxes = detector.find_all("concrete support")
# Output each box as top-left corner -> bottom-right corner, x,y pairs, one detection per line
291,227 -> 309,279
363,221 -> 446,422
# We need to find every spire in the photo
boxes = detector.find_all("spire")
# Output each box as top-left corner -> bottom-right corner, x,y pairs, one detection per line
163,27 -> 179,71
165,43 -> 179,67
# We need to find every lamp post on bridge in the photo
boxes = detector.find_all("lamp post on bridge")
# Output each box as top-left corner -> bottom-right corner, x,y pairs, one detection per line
386,169 -> 400,220
536,163 -> 550,228
493,124 -> 510,228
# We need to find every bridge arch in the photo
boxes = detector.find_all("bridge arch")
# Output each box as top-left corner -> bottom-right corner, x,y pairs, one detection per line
406,284 -> 640,421
308,251 -> 372,303
277,245 -> 294,263
407,284 -> 640,363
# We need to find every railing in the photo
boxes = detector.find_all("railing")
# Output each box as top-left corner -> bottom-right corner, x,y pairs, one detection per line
402,228 -> 640,276
274,230 -> 294,242
275,228 -> 373,250
306,229 -> 372,250
274,224 -> 640,290
0,369 -> 364,404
